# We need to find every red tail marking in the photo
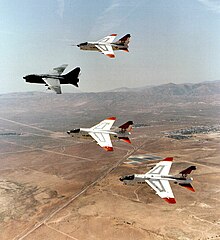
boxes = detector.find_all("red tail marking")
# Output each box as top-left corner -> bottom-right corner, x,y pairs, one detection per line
110,34 -> 117,36
123,49 -> 129,52
163,198 -> 176,204
118,34 -> 131,42
119,121 -> 133,130
179,166 -> 196,176
102,146 -> 113,151
163,157 -> 173,162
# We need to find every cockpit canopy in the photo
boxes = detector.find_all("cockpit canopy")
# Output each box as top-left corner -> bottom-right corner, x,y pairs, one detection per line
120,175 -> 134,181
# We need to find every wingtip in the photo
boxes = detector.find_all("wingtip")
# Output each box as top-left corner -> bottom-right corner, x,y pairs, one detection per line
163,198 -> 176,204
106,117 -> 116,120
102,146 -> 113,151
106,54 -> 115,58
163,157 -> 173,162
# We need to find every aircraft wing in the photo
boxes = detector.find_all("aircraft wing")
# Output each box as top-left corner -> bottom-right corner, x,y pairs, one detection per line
145,179 -> 176,204
89,132 -> 113,151
50,64 -> 68,75
43,78 -> 62,94
90,117 -> 116,131
98,34 -> 117,43
95,44 -> 115,58
146,157 -> 173,175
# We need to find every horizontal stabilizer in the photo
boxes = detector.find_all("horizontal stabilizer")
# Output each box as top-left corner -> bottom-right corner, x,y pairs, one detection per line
179,166 -> 196,177
118,137 -> 131,144
179,183 -> 195,192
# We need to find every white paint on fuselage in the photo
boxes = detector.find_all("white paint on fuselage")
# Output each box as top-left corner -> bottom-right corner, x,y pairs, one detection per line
123,174 -> 193,185
79,42 -> 125,51
80,128 -> 117,135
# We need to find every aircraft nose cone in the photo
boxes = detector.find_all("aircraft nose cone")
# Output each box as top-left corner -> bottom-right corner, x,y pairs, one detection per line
119,177 -> 123,181
77,44 -> 80,47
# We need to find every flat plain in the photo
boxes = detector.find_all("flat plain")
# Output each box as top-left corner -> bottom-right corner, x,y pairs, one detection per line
0,82 -> 219,240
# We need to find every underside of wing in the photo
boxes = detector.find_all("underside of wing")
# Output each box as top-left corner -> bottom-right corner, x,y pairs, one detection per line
95,44 -> 115,58
89,132 -> 113,151
146,179 -> 176,204
146,157 -> 173,175
43,78 -> 62,94
50,64 -> 68,75
98,34 -> 117,43
91,117 -> 116,131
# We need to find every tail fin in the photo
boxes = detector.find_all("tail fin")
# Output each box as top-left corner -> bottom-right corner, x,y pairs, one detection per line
179,166 -> 196,177
63,67 -> 80,87
119,121 -> 133,132
114,34 -> 131,46
179,183 -> 195,192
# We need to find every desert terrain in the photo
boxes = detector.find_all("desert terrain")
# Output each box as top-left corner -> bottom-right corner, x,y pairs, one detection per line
0,81 -> 219,239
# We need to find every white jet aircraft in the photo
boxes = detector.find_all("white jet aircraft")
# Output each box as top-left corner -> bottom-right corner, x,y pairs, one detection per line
67,117 -> 133,151
120,157 -> 196,204
75,34 -> 131,58
24,64 -> 80,94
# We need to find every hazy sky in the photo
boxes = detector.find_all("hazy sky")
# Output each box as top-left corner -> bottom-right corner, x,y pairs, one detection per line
0,0 -> 220,93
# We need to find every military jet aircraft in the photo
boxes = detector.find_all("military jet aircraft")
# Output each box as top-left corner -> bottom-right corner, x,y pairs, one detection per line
23,64 -> 80,94
120,157 -> 196,204
67,117 -> 133,151
75,34 -> 131,58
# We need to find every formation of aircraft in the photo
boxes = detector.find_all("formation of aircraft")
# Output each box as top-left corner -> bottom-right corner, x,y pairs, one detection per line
67,117 -> 133,151
120,157 -> 196,204
23,64 -> 80,94
23,33 -> 197,205
24,33 -> 130,93
75,34 -> 131,58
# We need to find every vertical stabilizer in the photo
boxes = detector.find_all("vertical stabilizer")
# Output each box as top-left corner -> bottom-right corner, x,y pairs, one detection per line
114,34 -> 131,46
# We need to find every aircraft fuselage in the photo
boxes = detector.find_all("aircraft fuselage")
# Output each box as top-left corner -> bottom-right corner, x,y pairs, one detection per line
67,128 -> 130,139
23,74 -> 72,84
120,173 -> 193,185
77,42 -> 127,51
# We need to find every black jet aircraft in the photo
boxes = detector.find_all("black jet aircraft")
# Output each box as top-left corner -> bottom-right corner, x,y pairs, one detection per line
23,64 -> 80,94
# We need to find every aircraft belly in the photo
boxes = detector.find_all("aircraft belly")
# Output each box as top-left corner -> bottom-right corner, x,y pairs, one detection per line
69,132 -> 91,140
112,45 -> 126,51
25,76 -> 45,84
80,46 -> 99,51
27,79 -> 45,84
